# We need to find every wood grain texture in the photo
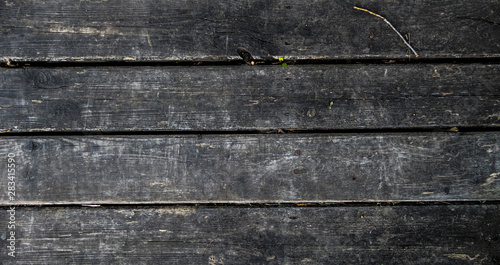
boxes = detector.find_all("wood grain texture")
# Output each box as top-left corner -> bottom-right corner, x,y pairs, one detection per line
1,0 -> 499,62
1,64 -> 499,132
0,205 -> 498,264
0,132 -> 498,204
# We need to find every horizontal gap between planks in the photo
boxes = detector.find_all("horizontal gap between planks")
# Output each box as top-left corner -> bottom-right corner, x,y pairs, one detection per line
2,57 -> 500,68
2,200 -> 500,208
1,126 -> 499,137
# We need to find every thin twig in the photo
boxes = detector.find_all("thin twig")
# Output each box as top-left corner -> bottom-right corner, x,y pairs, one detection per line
405,33 -> 412,60
354,6 -> 419,57
202,239 -> 216,255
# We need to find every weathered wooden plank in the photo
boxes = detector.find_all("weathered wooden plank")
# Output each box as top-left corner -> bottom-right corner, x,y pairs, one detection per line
1,0 -> 499,62
0,205 -> 498,264
0,133 -> 498,204
1,64 -> 499,132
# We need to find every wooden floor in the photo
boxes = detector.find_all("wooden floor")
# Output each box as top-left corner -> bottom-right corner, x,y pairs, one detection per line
1,0 -> 499,264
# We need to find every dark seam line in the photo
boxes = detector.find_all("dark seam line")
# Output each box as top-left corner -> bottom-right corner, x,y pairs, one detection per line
1,127 -> 499,137
2,200 -> 500,208
2,57 -> 500,68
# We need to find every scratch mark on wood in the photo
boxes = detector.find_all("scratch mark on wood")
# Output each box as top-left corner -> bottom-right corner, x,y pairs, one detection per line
156,207 -> 196,216
456,16 -> 500,26
480,143 -> 499,153
360,215 -> 377,230
432,92 -> 454,96
482,172 -> 500,186
195,143 -> 215,148
146,31 -> 153,50
225,35 -> 228,55
444,254 -> 480,261
484,113 -> 500,121
149,182 -> 167,187
47,26 -> 122,37
244,100 -> 259,106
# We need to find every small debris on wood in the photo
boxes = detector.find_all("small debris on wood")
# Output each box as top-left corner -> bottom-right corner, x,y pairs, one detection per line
237,47 -> 255,65
354,6 -> 419,57
1,58 -> 18,67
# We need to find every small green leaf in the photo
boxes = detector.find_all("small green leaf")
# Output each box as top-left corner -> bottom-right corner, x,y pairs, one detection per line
279,57 -> 284,62
328,101 -> 333,110
282,62 -> 287,67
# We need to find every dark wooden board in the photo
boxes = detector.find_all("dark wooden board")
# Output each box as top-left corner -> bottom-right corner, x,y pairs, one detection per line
0,132 -> 498,204
1,0 -> 499,62
0,205 -> 498,264
1,64 -> 499,133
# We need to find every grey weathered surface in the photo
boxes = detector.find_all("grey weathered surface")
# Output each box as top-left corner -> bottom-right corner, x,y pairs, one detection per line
0,205 -> 498,264
1,64 -> 499,133
0,133 -> 498,204
1,0 -> 499,262
1,0 -> 499,62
